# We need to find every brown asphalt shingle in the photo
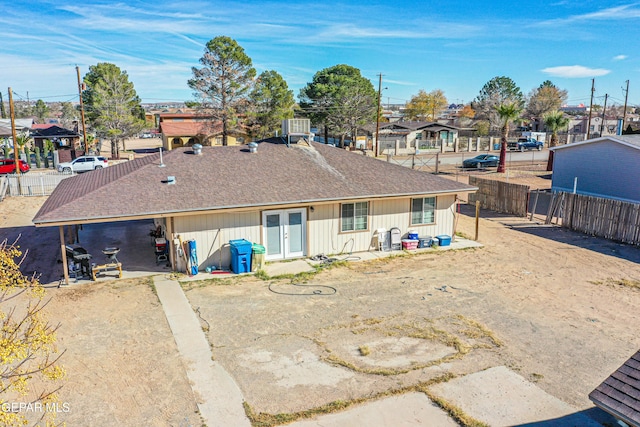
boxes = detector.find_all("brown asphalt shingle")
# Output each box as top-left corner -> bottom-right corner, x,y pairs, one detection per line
589,349 -> 640,427
33,141 -> 476,225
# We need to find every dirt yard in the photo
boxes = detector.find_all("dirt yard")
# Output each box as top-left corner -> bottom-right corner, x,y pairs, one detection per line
182,207 -> 640,422
1,168 -> 639,425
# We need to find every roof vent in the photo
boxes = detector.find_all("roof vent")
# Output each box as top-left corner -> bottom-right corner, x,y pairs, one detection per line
248,142 -> 258,153
192,143 -> 203,155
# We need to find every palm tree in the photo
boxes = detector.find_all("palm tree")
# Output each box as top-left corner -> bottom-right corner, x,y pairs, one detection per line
543,110 -> 570,171
543,110 -> 570,147
13,131 -> 32,173
495,102 -> 523,173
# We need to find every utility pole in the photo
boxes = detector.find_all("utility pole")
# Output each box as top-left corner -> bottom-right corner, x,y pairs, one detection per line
374,73 -> 382,158
8,87 -> 20,175
586,78 -> 595,140
601,94 -> 608,135
622,80 -> 630,132
76,66 -> 88,152
0,91 -> 6,118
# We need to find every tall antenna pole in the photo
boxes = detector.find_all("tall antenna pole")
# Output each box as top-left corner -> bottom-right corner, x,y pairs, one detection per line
76,66 -> 88,152
374,73 -> 382,158
622,80 -> 630,132
586,78 -> 595,140
8,87 -> 21,175
601,93 -> 608,136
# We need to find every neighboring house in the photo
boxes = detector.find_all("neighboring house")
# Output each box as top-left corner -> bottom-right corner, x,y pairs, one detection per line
159,113 -> 249,150
31,123 -> 57,131
363,121 -> 459,154
568,116 -> 621,139
31,125 -> 82,163
33,139 -> 477,275
0,118 -> 33,131
549,135 -> 640,203
0,125 -> 12,138
589,349 -> 640,427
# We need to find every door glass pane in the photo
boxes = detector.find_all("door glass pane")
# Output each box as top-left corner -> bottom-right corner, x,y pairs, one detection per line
288,212 -> 302,253
266,214 -> 281,256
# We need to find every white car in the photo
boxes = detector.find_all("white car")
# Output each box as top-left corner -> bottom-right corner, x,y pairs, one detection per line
58,156 -> 109,173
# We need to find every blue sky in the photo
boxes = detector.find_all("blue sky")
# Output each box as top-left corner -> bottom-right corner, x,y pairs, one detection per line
0,0 -> 637,109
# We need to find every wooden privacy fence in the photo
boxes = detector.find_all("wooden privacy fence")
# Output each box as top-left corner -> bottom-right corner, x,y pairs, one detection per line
5,172 -> 75,197
468,176 -> 530,216
554,192 -> 640,245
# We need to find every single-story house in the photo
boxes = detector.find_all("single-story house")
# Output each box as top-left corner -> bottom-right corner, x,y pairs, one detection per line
33,139 -> 477,282
159,113 -> 249,150
589,349 -> 640,427
549,135 -> 640,204
0,118 -> 33,131
31,125 -> 82,163
361,121 -> 459,154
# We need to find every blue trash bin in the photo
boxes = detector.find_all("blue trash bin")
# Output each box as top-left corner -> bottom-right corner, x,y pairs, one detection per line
229,239 -> 252,273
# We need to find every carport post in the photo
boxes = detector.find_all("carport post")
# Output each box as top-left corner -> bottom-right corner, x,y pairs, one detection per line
59,226 -> 69,286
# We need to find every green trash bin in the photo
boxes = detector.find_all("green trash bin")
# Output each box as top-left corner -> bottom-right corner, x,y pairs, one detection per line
251,244 -> 265,272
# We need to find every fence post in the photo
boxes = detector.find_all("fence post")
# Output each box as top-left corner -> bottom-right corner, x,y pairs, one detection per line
476,137 -> 481,152
530,190 -> 540,221
475,200 -> 480,241
435,153 -> 439,174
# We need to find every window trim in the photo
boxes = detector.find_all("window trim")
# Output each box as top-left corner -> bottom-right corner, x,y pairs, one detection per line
410,197 -> 436,225
340,201 -> 369,233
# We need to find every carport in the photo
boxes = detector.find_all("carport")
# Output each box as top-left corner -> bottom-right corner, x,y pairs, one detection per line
42,219 -> 172,286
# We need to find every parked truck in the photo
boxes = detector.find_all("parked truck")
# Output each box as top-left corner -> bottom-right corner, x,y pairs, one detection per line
508,137 -> 544,152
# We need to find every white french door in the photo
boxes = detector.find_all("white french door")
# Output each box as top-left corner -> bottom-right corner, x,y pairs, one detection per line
262,209 -> 306,260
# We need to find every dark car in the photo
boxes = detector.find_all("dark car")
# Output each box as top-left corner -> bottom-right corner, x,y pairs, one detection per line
507,137 -> 544,152
462,154 -> 499,168
0,159 -> 30,174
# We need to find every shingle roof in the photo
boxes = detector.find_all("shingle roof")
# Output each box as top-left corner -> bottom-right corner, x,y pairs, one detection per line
160,121 -> 220,136
589,349 -> 640,427
550,135 -> 640,151
33,140 -> 476,225
32,125 -> 79,138
31,123 -> 56,130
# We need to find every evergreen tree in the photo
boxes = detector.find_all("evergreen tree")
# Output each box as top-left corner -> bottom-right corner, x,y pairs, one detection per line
188,36 -> 256,146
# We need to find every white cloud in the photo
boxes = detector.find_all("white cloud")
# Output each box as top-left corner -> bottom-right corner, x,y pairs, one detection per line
536,4 -> 640,26
613,55 -> 628,61
541,65 -> 610,78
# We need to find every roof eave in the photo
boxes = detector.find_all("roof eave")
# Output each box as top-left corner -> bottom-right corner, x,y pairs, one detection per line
33,187 -> 478,227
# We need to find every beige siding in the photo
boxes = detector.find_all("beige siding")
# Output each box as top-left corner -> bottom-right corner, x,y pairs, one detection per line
170,194 -> 459,271
308,195 -> 457,256
173,211 -> 261,271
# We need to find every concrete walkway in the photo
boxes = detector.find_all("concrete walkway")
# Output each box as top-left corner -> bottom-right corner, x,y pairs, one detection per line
153,275 -> 251,427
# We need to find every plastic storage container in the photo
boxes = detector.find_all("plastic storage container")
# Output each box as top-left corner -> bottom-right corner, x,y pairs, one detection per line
435,235 -> 451,247
418,236 -> 432,248
407,231 -> 419,240
251,243 -> 265,272
401,239 -> 419,250
229,239 -> 252,273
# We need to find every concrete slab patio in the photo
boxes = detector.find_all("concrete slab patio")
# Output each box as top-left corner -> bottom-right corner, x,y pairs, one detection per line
286,392 -> 459,427
261,237 -> 483,277
429,366 -> 603,427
